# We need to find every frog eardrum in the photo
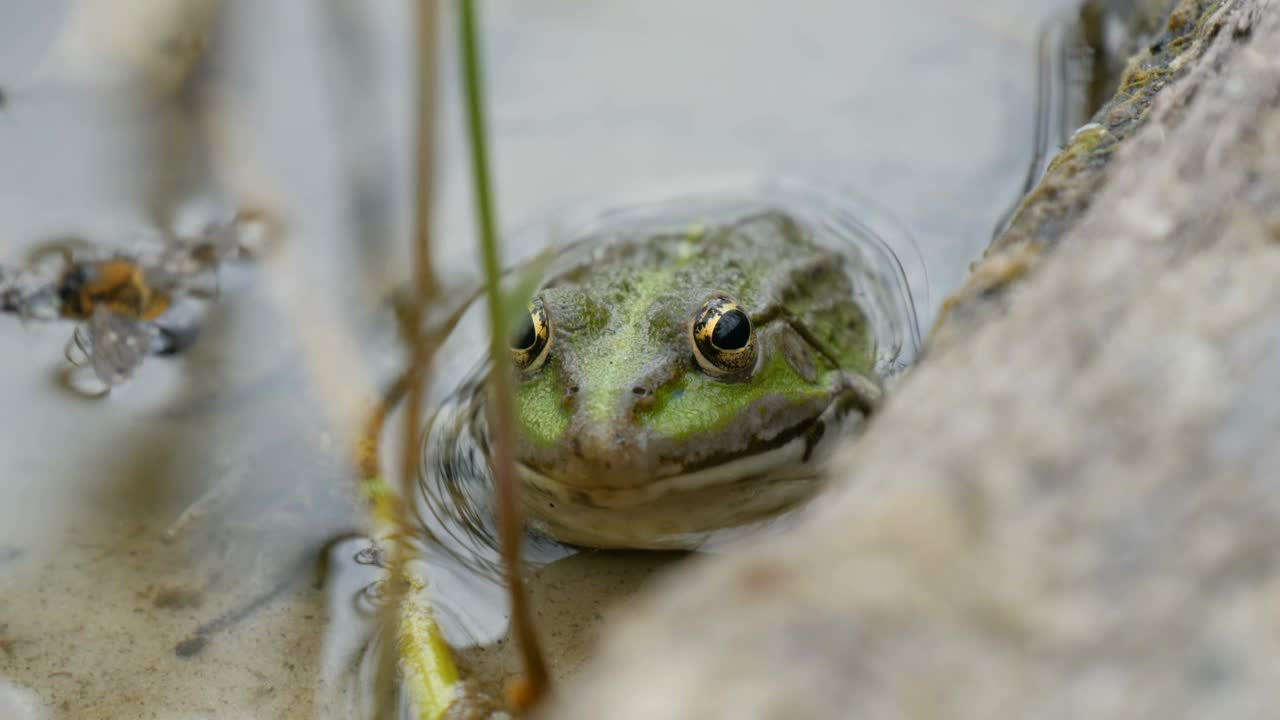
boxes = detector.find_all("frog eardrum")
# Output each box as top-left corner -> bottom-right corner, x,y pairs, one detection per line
690,295 -> 758,380
511,297 -> 551,373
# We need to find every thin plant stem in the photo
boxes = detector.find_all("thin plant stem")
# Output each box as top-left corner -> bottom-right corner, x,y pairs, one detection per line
458,0 -> 550,707
372,0 -> 453,717
402,0 -> 441,527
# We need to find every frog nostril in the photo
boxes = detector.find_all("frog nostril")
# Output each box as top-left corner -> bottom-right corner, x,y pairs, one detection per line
632,385 -> 656,411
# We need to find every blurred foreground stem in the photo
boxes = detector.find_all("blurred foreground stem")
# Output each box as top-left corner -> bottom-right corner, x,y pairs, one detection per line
459,0 -> 551,709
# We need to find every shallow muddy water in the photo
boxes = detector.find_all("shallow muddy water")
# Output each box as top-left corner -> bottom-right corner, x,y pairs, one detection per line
0,0 -> 1084,716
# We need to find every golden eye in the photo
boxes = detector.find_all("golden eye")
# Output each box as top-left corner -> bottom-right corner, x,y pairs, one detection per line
690,295 -> 758,381
511,297 -> 551,373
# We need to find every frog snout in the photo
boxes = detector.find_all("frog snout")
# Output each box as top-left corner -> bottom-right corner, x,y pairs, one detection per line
569,428 -> 623,468
562,425 -> 655,487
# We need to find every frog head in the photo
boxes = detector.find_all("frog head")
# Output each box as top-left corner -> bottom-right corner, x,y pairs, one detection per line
504,211 -> 879,548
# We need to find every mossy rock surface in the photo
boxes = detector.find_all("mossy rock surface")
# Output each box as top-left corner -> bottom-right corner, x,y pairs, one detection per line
934,0 -> 1228,342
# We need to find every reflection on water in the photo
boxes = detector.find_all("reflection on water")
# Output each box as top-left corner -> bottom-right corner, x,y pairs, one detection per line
992,9 -> 1095,239
0,0 -> 1088,716
315,535 -> 388,718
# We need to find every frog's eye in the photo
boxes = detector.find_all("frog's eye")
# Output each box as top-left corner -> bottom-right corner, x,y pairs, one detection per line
690,295 -> 758,380
510,297 -> 552,373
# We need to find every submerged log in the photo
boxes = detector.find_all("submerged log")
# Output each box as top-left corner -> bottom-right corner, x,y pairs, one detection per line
538,0 -> 1280,717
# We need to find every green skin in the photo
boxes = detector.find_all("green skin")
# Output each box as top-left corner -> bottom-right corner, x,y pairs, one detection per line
503,211 -> 882,549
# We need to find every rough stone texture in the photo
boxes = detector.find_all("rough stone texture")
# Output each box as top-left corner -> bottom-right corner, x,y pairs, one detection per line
937,0 -> 1229,341
537,0 -> 1280,717
1080,0 -> 1186,111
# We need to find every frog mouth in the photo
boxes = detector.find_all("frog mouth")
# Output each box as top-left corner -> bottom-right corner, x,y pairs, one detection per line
516,398 -> 861,512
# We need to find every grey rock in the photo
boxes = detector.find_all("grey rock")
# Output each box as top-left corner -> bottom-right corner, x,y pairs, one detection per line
538,1 -> 1280,718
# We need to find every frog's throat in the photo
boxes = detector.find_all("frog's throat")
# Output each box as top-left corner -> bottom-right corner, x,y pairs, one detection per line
516,398 -> 866,550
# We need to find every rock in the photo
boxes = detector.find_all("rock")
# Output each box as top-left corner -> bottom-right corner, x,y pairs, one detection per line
537,1 -> 1280,717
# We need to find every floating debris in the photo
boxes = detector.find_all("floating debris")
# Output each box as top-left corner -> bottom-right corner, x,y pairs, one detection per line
0,212 -> 265,390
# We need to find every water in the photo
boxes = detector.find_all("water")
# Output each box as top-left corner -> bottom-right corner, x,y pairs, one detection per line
992,8 -> 1096,238
0,0 -> 1089,716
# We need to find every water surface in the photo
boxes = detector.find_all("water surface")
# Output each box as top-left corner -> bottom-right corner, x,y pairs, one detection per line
0,0 -> 1081,715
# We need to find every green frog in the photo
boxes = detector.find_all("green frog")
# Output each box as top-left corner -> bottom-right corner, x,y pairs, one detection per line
419,205 -> 916,558
489,209 -> 888,549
